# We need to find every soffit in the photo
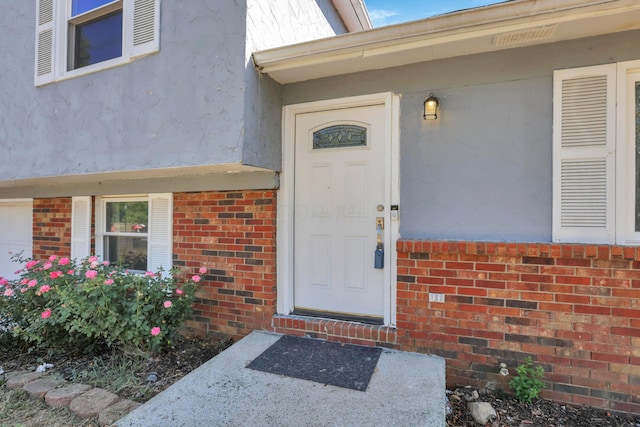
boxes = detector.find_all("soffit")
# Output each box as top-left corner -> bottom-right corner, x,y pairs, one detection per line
254,0 -> 640,84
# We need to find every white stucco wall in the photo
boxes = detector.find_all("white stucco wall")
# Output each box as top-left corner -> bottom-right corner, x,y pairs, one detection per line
241,0 -> 347,171
245,0 -> 346,55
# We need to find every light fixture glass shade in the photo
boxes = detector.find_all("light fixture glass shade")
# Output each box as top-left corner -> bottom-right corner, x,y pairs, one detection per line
423,94 -> 439,120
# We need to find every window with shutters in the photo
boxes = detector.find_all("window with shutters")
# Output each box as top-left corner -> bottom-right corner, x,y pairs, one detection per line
35,0 -> 160,86
71,194 -> 172,272
553,60 -> 640,245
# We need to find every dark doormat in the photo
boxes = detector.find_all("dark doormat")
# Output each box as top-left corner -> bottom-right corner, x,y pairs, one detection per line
247,335 -> 382,391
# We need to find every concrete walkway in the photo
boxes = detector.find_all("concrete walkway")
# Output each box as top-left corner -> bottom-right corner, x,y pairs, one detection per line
115,331 -> 446,427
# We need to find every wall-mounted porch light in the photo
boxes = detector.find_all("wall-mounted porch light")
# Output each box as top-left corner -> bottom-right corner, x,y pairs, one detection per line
423,93 -> 439,120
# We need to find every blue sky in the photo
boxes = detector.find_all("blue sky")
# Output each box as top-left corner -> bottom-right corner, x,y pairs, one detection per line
363,0 -> 509,27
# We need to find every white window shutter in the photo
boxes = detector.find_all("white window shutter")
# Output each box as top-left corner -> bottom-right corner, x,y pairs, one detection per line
71,196 -> 92,260
552,64 -> 617,244
127,0 -> 160,59
148,193 -> 172,272
34,0 -> 55,86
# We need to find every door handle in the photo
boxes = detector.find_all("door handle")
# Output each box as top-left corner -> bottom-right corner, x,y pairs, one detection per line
375,217 -> 384,269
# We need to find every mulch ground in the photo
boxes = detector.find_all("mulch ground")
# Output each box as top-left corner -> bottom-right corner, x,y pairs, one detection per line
1,335 -> 233,401
447,387 -> 640,427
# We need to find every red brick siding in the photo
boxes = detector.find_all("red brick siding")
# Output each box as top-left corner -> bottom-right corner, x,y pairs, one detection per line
396,240 -> 640,415
32,198 -> 72,259
272,315 -> 397,347
173,191 -> 277,339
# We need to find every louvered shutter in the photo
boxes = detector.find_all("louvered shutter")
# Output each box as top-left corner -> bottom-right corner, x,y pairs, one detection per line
552,65 -> 617,243
127,0 -> 160,59
34,0 -> 55,86
71,197 -> 92,260
148,193 -> 172,272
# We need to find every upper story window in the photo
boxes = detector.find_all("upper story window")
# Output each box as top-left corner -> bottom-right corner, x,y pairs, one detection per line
35,0 -> 160,86
553,60 -> 640,245
69,0 -> 123,70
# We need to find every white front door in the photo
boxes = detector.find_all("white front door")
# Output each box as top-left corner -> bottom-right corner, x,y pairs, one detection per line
293,103 -> 389,318
0,200 -> 33,279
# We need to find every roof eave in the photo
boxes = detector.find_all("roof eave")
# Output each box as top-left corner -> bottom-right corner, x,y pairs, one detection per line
332,0 -> 372,32
254,0 -> 640,84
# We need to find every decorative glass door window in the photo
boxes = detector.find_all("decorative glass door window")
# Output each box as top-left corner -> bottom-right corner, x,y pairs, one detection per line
103,199 -> 148,271
313,125 -> 367,149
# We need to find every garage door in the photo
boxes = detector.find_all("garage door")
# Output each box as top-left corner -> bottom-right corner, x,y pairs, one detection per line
0,200 -> 33,279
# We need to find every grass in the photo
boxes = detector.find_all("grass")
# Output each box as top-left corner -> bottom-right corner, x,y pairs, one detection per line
0,388 -> 95,427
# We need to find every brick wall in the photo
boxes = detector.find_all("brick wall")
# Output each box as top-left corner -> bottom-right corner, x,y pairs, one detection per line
173,191 -> 277,339
32,198 -> 72,259
396,240 -> 640,415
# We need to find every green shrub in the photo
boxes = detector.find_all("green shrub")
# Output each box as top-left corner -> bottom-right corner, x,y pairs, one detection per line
0,254 -> 201,354
509,356 -> 546,403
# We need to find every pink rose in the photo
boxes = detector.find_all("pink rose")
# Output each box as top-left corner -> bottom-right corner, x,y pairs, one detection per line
49,271 -> 63,279
89,256 -> 98,263
198,267 -> 207,274
85,270 -> 98,279
103,261 -> 110,266
151,327 -> 161,336
43,262 -> 52,270
38,285 -> 51,294
67,269 -> 75,275
41,310 -> 52,319
175,288 -> 184,295
163,301 -> 172,308
104,279 -> 114,285
25,260 -> 40,269
27,279 -> 38,288
3,288 -> 14,297
145,272 -> 155,277
21,278 -> 29,285
59,257 -> 70,265
191,275 -> 201,283
0,278 -> 8,286
48,255 -> 58,262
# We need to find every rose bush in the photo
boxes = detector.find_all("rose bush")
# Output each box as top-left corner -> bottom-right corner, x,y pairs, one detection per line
0,254 -> 200,354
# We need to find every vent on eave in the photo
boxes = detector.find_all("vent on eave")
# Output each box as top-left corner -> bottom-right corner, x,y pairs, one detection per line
492,24 -> 558,47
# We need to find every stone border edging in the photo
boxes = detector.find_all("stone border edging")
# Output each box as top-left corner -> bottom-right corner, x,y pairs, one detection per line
4,370 -> 140,426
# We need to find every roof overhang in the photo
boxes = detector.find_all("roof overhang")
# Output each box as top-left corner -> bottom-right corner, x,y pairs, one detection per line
332,0 -> 372,32
254,0 -> 640,84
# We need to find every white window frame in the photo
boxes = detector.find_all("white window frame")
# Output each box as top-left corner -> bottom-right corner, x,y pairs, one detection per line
616,60 -> 640,245
98,195 -> 149,271
553,59 -> 640,245
35,0 -> 160,86
65,0 -> 125,76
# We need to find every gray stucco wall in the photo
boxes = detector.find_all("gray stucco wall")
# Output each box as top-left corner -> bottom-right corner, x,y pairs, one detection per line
282,29 -> 640,242
1,1 -> 249,182
1,1 -> 347,186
